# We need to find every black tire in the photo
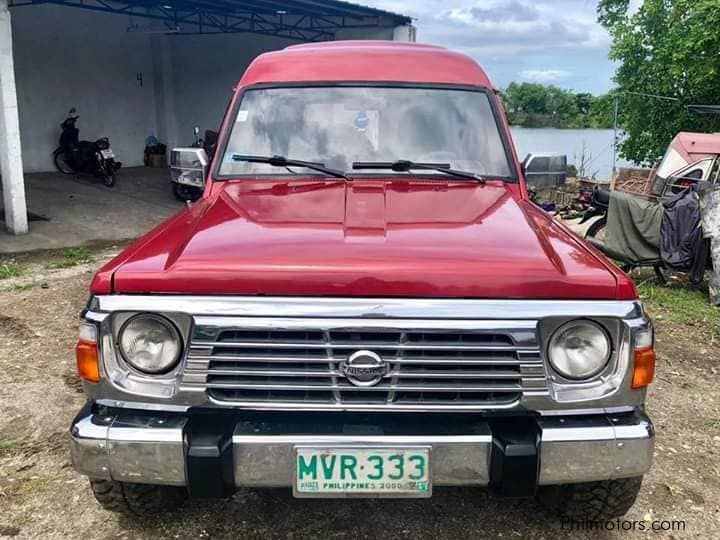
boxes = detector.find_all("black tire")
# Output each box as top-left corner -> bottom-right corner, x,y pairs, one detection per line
536,476 -> 643,520
89,478 -> 186,516
53,150 -> 74,175
102,171 -> 116,187
173,183 -> 202,202
585,216 -> 607,240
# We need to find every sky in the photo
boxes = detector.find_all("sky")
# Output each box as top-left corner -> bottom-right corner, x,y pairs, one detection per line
363,0 -> 622,95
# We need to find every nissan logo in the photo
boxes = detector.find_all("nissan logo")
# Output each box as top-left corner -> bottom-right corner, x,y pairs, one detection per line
340,350 -> 388,387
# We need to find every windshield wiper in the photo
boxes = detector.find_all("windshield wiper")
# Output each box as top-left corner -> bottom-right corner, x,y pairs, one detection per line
232,154 -> 351,181
352,160 -> 485,183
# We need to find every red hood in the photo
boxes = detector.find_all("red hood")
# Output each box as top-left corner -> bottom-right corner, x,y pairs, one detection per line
93,179 -> 633,299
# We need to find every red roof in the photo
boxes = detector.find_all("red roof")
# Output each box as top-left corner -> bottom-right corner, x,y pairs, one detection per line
238,41 -> 493,88
672,131 -> 720,161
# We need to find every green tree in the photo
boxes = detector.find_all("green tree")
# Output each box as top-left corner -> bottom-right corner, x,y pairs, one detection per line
587,93 -> 615,129
598,0 -> 720,164
575,93 -> 594,116
501,83 -> 612,129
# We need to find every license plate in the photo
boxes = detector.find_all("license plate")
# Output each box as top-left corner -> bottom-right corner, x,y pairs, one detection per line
294,447 -> 431,497
100,149 -> 114,158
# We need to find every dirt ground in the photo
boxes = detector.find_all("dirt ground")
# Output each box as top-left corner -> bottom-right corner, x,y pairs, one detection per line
1,248 -> 719,539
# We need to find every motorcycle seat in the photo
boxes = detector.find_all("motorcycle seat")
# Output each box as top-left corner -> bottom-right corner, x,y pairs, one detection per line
593,188 -> 611,206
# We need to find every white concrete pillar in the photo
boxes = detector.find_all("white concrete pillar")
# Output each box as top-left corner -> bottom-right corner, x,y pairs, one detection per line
392,24 -> 417,42
0,0 -> 26,235
151,35 -> 179,152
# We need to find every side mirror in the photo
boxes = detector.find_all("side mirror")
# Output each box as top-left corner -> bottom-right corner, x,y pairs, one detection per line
522,153 -> 567,189
170,147 -> 209,189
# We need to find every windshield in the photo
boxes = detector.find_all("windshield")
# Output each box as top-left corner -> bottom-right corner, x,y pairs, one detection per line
217,86 -> 513,178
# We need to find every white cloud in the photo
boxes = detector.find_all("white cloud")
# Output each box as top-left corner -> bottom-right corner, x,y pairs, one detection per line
519,69 -> 571,83
362,0 -> 616,93
402,1 -> 611,58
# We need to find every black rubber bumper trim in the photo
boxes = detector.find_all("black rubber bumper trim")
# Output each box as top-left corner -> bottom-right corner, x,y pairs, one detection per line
184,415 -> 236,498
488,417 -> 540,497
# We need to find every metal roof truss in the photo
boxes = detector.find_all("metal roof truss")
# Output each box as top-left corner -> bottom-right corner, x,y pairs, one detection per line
9,0 -> 404,41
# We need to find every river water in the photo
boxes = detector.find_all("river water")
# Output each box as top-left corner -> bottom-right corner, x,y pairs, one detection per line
510,127 -> 633,181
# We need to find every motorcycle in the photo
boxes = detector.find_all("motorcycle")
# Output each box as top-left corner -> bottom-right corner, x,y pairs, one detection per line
53,108 -> 121,187
171,126 -> 218,202
579,186 -> 660,277
581,184 -> 711,286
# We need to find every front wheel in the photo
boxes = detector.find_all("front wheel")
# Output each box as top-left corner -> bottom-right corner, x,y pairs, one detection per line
53,149 -> 74,174
173,183 -> 202,202
102,171 -> 116,187
89,478 -> 186,516
536,476 -> 643,520
585,216 -> 607,241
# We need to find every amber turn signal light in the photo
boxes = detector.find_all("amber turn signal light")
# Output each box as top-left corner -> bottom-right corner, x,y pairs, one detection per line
76,341 -> 100,383
631,347 -> 656,389
76,322 -> 100,383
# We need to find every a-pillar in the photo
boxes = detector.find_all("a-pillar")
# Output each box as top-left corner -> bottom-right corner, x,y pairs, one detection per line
0,0 -> 26,235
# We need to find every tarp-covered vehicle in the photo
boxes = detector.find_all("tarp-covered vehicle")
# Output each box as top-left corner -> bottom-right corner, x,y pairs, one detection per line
583,132 -> 720,283
586,185 -> 710,285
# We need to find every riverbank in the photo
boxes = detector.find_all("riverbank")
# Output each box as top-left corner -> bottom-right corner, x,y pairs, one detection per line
510,127 -> 632,180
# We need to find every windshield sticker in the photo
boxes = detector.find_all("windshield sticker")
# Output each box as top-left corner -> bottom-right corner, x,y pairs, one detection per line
237,110 -> 249,122
355,111 -> 369,131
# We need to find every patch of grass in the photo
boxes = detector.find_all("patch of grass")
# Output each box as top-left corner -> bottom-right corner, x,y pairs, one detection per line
17,475 -> 53,494
10,283 -> 33,291
46,246 -> 94,269
705,417 -> 720,431
0,263 -> 22,280
0,473 -> 54,499
0,439 -> 20,457
637,281 -> 720,336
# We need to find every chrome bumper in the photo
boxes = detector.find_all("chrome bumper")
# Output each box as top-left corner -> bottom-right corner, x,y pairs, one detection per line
70,408 -> 654,491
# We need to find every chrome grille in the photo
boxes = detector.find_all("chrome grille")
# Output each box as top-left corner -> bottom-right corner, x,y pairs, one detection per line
181,318 -> 548,410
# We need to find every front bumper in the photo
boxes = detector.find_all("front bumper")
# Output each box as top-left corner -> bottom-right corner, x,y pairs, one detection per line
69,405 -> 654,497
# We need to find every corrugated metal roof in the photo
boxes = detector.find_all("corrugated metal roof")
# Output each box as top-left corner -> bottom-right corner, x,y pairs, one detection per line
268,0 -> 411,23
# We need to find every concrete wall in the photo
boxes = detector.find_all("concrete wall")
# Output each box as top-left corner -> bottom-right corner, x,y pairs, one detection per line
335,27 -> 395,40
12,5 -> 158,172
9,7 -> 302,170
168,33 -> 295,150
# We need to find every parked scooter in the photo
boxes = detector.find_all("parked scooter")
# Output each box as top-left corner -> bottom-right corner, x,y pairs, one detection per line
53,108 -> 121,187
171,126 -> 218,202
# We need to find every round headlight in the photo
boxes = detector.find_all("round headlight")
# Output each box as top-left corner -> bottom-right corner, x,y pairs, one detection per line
118,314 -> 182,374
548,320 -> 611,380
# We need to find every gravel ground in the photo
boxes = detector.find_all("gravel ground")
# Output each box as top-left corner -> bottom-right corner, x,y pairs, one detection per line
0,249 -> 719,539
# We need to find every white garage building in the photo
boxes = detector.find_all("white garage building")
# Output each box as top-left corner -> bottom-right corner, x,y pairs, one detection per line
0,0 -> 413,235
